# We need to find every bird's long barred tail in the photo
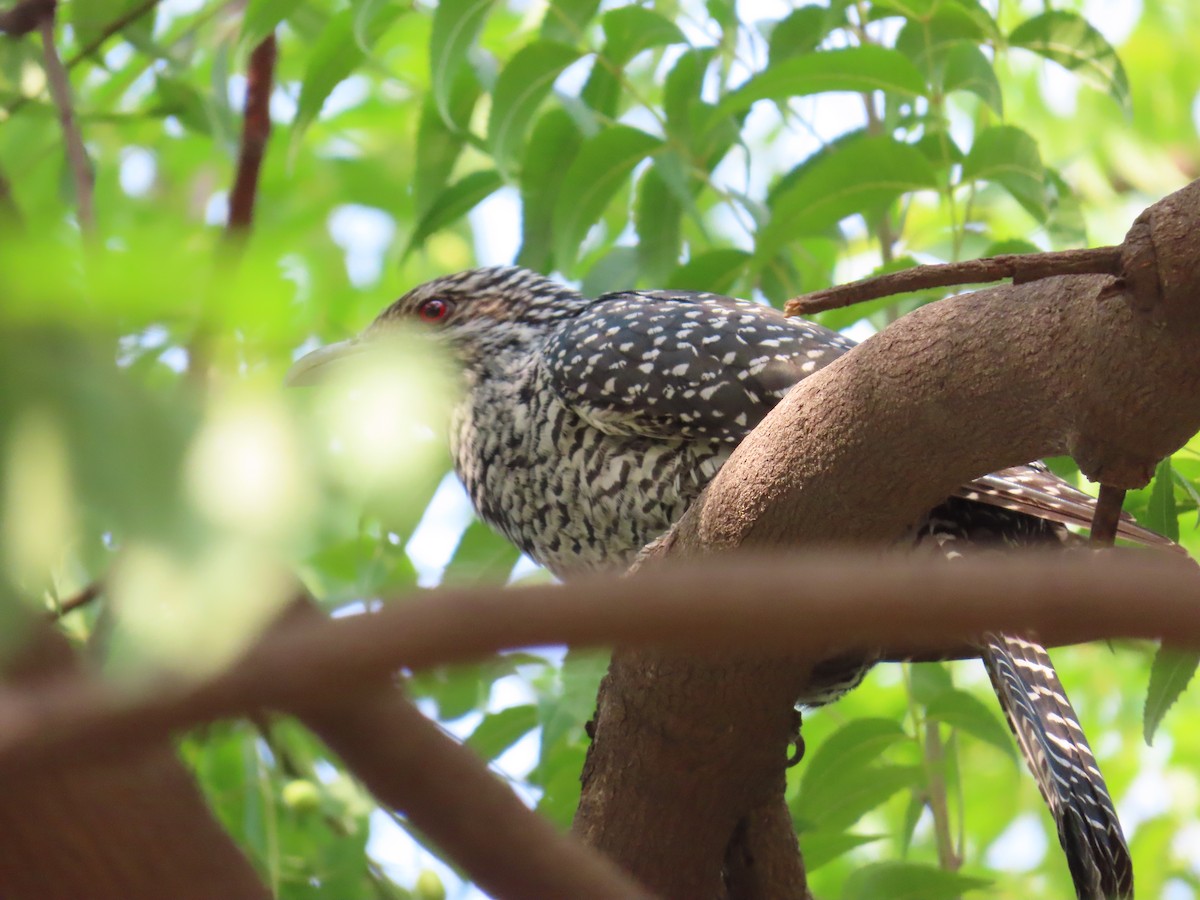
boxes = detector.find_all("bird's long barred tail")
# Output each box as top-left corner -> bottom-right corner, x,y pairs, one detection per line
982,634 -> 1133,900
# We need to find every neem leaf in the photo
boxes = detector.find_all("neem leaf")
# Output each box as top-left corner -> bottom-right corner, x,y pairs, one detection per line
1009,11 -> 1130,112
488,41 -> 582,177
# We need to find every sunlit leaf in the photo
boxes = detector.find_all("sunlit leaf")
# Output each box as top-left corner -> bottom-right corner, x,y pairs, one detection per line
415,75 -> 481,217
518,109 -> 583,271
799,830 -> 882,872
1009,11 -> 1130,111
551,125 -> 662,274
1145,644 -> 1199,745
406,170 -> 503,255
635,163 -> 683,285
600,6 -> 686,65
292,3 -> 405,146
707,47 -> 927,132
760,135 -> 937,256
925,689 -> 1016,759
488,41 -> 582,177
241,0 -> 305,48
430,0 -> 498,125
768,5 -> 847,64
466,704 -> 539,760
942,42 -> 1002,113
842,861 -> 991,899
960,125 -> 1046,221
667,249 -> 750,294
540,0 -> 601,44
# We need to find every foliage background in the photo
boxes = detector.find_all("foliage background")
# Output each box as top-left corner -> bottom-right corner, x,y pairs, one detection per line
3,0 -> 1200,897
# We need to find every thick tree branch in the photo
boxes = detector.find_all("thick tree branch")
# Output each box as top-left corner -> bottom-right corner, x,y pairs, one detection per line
576,179 -> 1200,897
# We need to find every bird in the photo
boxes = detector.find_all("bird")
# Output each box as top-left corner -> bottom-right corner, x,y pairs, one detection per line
290,264 -> 1159,899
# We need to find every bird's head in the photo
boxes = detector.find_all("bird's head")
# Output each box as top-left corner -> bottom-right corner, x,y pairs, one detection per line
288,266 -> 590,385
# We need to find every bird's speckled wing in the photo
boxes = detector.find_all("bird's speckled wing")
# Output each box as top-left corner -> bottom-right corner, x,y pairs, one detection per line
543,290 -> 853,442
546,288 -> 1173,551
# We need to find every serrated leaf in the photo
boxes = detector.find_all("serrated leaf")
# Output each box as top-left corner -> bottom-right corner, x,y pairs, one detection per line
488,42 -> 582,177
540,0 -> 601,44
760,135 -> 937,256
707,47 -> 927,133
925,689 -> 1016,760
635,164 -> 683,284
241,0 -> 305,48
414,73 -> 481,217
960,125 -> 1046,221
551,126 -> 662,274
796,718 -> 911,820
430,0 -> 498,126
441,518 -> 521,585
600,6 -> 686,65
406,170 -> 502,255
800,764 -> 925,831
768,5 -> 846,65
517,109 -> 582,271
664,48 -> 714,143
1146,458 -> 1180,542
842,861 -> 991,900
466,705 -> 539,760
800,830 -> 882,871
942,42 -> 1002,113
292,4 -> 404,146
1145,644 -> 1199,745
581,246 -> 640,297
1009,11 -> 1130,111
667,249 -> 751,294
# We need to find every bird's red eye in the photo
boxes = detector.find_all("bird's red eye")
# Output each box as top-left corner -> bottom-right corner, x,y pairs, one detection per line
417,298 -> 452,322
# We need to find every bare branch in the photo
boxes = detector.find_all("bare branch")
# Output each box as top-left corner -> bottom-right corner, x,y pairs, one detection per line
784,246 -> 1123,316
1090,484 -> 1128,547
0,0 -> 54,37
225,34 -> 276,239
37,7 -> 94,234
0,553 -> 1196,771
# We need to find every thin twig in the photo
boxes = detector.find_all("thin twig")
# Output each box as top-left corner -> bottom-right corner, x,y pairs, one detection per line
49,580 -> 103,619
225,34 -> 276,239
37,7 -> 94,234
1090,484 -> 1128,547
784,246 -> 1124,317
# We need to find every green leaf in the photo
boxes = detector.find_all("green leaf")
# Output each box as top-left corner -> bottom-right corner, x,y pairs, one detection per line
1009,11 -> 1130,111
552,126 -> 662,275
581,246 -> 640,297
540,0 -> 601,44
760,136 -> 937,255
1146,458 -> 1180,542
517,109 -> 583,271
1145,644 -> 1200,745
466,705 -> 539,760
488,42 -> 582,177
635,163 -> 683,285
442,518 -> 521,584
925,689 -> 1016,760
768,5 -> 847,65
71,0 -> 150,48
667,249 -> 751,294
800,764 -> 925,831
292,4 -> 404,145
799,830 -> 882,871
796,718 -> 913,827
430,0 -> 498,125
707,47 -> 927,132
942,43 -> 1002,114
241,0 -> 305,48
406,169 -> 503,255
960,125 -> 1046,221
414,73 -> 481,217
600,7 -> 686,65
842,862 -> 991,900
664,48 -> 715,143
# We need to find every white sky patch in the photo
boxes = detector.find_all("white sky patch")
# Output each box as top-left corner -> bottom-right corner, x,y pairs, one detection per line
205,190 -> 229,226
406,472 -> 478,586
119,147 -> 157,197
986,812 -> 1048,872
469,187 -> 522,266
328,204 -> 398,287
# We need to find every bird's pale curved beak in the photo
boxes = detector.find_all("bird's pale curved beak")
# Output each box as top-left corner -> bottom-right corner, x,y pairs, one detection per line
285,339 -> 364,386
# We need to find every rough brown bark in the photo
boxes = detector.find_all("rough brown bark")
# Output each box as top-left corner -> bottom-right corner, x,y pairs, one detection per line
574,179 -> 1200,898
0,625 -> 269,900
